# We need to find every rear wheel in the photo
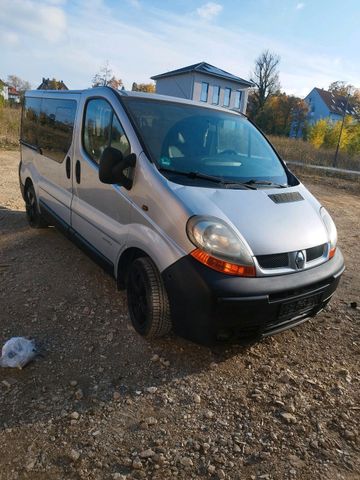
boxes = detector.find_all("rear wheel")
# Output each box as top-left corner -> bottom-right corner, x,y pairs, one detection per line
25,184 -> 48,228
127,257 -> 172,338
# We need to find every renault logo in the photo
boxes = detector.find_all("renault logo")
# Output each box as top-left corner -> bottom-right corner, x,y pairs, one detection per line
295,250 -> 306,270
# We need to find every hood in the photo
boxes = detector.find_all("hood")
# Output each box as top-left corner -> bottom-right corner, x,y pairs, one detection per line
169,182 -> 328,255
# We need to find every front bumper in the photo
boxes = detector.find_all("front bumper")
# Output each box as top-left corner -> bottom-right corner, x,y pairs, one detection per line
162,249 -> 345,345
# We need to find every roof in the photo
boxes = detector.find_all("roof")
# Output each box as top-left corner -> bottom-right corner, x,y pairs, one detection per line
37,77 -> 69,90
151,62 -> 253,87
312,87 -> 357,116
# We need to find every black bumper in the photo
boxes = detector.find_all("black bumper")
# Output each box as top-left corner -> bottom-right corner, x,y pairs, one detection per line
162,249 -> 345,345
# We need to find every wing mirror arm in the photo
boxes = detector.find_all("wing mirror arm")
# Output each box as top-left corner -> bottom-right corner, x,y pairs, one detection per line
99,147 -> 136,190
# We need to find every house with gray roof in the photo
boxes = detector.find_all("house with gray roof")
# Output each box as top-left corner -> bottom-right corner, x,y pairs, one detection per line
151,62 -> 253,114
305,87 -> 358,125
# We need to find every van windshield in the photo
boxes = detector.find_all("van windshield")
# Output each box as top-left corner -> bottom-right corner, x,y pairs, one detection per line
122,97 -> 289,187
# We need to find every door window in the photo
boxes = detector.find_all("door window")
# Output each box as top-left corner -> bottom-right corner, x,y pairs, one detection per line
83,98 -> 130,164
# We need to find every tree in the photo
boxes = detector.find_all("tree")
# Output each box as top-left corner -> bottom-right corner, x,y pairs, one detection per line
131,82 -> 155,93
257,93 -> 308,137
250,50 -> 281,113
7,75 -> 31,93
92,61 -> 123,89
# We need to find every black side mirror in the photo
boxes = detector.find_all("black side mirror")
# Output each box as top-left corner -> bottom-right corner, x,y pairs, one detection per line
99,147 -> 136,190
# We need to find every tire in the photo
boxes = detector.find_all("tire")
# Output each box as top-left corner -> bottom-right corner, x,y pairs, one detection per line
25,183 -> 48,228
127,257 -> 172,338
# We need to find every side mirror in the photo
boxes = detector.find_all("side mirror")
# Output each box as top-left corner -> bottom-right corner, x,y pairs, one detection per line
99,147 -> 136,190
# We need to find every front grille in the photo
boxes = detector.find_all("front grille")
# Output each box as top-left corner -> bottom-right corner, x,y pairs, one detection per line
306,244 -> 326,261
256,243 -> 326,270
257,253 -> 289,269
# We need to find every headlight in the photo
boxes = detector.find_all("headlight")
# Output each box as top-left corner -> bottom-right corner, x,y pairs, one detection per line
320,207 -> 337,257
187,216 -> 255,276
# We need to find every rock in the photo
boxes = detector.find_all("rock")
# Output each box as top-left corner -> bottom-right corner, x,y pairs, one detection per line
151,354 -> 160,362
205,410 -> 214,419
193,394 -> 201,404
113,391 -> 121,401
344,430 -> 356,441
139,449 -> 155,458
217,469 -> 226,479
146,386 -> 158,394
145,416 -> 158,426
180,456 -> 193,467
25,458 -> 36,472
70,411 -> 79,420
280,412 -> 297,424
132,457 -> 143,470
70,449 -> 80,461
1,378 -> 17,388
112,474 -> 127,480
75,389 -> 83,400
350,301 -> 357,309
288,454 -> 305,468
208,464 -> 216,473
69,380 -> 78,387
210,362 -> 218,369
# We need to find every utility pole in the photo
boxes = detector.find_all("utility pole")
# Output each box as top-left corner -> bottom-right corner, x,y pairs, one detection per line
333,91 -> 350,168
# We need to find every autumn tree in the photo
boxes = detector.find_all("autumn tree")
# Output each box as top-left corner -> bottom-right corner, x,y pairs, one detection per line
7,75 -> 31,93
92,61 -> 123,89
250,50 -> 281,114
131,82 -> 155,93
257,93 -> 308,136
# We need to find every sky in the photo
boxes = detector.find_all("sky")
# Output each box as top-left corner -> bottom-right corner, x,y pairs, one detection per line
0,0 -> 359,97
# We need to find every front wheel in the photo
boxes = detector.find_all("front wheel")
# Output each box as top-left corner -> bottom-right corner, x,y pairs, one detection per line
25,184 -> 48,228
127,257 -> 172,338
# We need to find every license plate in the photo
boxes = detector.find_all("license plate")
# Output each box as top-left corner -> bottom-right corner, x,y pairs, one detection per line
279,294 -> 321,319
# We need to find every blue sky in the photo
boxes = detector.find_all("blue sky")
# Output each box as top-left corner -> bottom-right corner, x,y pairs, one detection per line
0,0 -> 359,97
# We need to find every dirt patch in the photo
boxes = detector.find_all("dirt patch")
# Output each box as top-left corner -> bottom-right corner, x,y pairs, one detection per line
0,151 -> 359,480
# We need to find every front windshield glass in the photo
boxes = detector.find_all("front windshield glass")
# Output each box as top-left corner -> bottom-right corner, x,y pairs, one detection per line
122,97 -> 289,186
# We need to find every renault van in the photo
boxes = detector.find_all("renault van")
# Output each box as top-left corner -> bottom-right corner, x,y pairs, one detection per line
19,87 -> 344,344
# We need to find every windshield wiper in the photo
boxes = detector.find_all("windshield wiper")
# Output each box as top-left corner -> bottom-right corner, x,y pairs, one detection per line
244,179 -> 287,189
159,168 -> 257,189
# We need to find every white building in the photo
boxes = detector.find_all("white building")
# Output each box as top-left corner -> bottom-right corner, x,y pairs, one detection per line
151,62 -> 253,114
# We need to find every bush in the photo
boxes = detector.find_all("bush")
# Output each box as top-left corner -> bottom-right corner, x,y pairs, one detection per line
0,104 -> 21,149
269,135 -> 360,171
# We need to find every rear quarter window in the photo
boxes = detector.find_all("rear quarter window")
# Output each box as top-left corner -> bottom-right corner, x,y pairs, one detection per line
22,97 -> 41,146
39,98 -> 77,162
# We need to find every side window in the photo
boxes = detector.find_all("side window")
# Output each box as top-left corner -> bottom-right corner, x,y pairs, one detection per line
22,97 -> 41,146
39,99 -> 77,162
83,98 -> 130,164
223,88 -> 231,107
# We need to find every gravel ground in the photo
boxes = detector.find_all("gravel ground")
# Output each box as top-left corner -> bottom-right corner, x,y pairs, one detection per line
0,150 -> 359,480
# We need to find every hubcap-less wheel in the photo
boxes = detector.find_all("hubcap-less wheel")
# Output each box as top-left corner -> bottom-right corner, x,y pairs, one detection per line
25,184 -> 48,228
127,257 -> 172,338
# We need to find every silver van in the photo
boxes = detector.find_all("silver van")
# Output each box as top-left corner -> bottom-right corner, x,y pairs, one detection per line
19,87 -> 344,344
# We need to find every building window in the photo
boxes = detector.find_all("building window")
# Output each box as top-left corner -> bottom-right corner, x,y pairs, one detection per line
200,82 -> 209,102
212,86 -> 220,105
234,90 -> 243,109
223,88 -> 231,107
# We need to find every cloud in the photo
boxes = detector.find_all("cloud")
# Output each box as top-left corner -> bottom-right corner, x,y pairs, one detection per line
128,0 -> 141,8
296,3 -> 305,10
0,0 -> 67,43
196,2 -> 223,21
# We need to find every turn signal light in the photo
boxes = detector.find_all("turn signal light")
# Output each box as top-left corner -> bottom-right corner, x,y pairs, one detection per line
329,247 -> 336,259
190,248 -> 256,277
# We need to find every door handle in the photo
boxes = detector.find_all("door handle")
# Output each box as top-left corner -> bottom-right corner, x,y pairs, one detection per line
65,156 -> 71,179
75,160 -> 81,184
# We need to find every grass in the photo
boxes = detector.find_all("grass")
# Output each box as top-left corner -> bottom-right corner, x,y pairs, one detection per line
269,135 -> 360,172
0,106 -> 21,150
